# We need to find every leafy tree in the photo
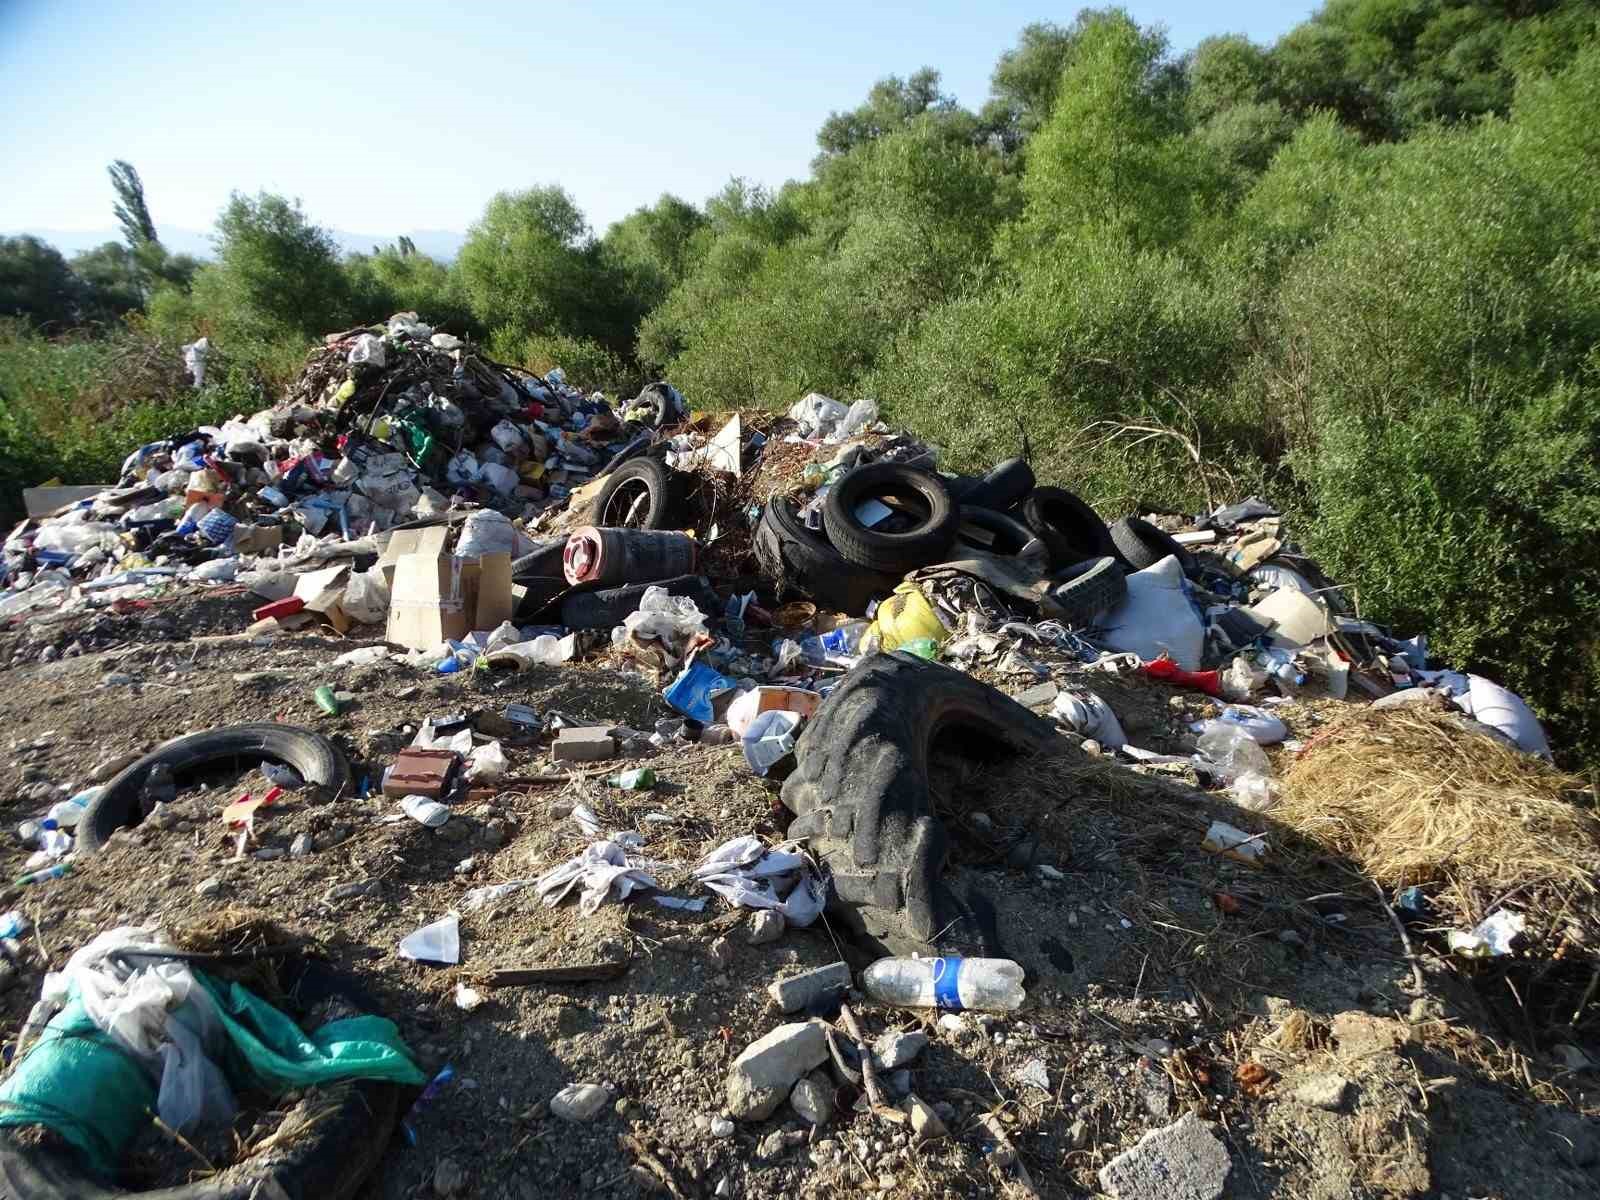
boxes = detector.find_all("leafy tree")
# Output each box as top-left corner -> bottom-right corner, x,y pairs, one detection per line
0,236 -> 80,328
69,242 -> 145,320
189,192 -> 351,343
1186,33 -> 1275,123
345,246 -> 474,332
1010,13 -> 1212,254
454,186 -> 598,341
815,68 -> 965,160
109,160 -> 158,248
600,194 -> 707,313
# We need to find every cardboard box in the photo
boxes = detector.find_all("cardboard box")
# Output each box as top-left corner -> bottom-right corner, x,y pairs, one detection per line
294,564 -> 353,635
234,524 -> 285,556
384,526 -> 513,652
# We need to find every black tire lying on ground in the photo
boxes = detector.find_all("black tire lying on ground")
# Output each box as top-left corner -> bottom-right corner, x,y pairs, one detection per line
1109,515 -> 1194,573
1051,556 -> 1127,627
1019,487 -> 1116,567
754,499 -> 901,616
0,1080 -> 399,1200
594,456 -> 682,530
782,653 -> 1065,957
79,724 -> 350,855
822,463 -> 958,574
626,382 -> 679,429
954,506 -> 1039,558
959,457 -> 1035,511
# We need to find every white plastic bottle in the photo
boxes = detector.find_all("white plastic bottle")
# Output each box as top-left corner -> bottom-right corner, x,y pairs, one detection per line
861,956 -> 1025,1012
47,787 -> 100,829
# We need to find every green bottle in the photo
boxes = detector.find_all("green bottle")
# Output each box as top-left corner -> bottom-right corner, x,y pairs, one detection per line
314,685 -> 341,716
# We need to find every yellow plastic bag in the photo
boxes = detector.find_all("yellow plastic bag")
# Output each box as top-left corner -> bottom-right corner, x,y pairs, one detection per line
868,584 -> 949,653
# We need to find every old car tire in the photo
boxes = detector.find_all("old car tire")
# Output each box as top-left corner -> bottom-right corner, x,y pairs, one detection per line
1050,556 -> 1127,627
1019,487 -> 1116,568
79,724 -> 350,855
755,499 -> 900,615
1109,515 -> 1193,572
0,1078 -> 400,1199
955,505 -> 1039,558
781,653 -> 1065,957
593,456 -> 681,530
960,458 -> 1035,511
822,464 -> 957,574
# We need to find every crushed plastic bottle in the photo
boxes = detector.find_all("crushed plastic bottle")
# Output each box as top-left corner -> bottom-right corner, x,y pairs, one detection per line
862,956 -> 1025,1012
47,788 -> 99,829
1195,723 -> 1271,783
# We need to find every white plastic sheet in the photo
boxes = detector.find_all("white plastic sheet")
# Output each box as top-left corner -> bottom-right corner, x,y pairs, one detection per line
1052,690 -> 1128,749
1099,556 -> 1205,671
398,914 -> 460,964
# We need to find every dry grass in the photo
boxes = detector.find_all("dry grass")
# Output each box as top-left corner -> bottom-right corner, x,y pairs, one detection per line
1277,708 -> 1600,928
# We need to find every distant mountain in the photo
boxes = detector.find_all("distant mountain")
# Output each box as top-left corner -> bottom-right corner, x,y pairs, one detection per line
4,226 -> 466,262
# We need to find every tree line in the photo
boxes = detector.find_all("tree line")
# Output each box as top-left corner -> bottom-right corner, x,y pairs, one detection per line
2,0 -> 1598,765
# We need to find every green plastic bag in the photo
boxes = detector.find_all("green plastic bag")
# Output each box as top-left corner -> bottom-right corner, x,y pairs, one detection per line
0,969 -> 425,1173
0,998 -> 154,1171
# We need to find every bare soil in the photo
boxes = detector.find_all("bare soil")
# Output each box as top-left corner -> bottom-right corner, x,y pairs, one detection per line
0,592 -> 1593,1199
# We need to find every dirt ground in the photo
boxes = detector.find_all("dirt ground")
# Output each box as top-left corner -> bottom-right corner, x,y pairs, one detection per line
0,589 -> 1594,1199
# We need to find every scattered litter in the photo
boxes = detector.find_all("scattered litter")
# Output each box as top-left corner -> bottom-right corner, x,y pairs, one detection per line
398,914 -> 461,964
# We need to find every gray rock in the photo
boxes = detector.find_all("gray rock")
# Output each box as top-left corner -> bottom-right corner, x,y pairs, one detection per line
1098,1113 -> 1230,1200
550,1082 -> 611,1123
195,876 -> 223,898
710,1116 -> 734,1138
888,1069 -> 911,1097
767,961 -> 851,1014
748,910 -> 785,945
726,1021 -> 830,1120
872,1031 -> 929,1071
253,847 -> 286,861
756,1129 -> 787,1162
707,936 -> 735,969
89,751 -> 141,783
1069,1118 -> 1091,1149
433,1156 -> 467,1196
790,1072 -> 834,1126
289,833 -> 313,859
905,1094 -> 947,1142
1291,1072 -> 1352,1111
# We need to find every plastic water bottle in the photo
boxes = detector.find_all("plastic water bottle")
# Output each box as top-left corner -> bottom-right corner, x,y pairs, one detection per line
861,956 -> 1025,1012
47,788 -> 98,829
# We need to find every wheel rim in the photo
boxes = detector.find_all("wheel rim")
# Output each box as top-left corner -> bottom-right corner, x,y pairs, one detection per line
603,479 -> 651,528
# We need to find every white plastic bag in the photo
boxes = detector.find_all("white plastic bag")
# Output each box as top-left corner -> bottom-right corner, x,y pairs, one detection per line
456,509 -> 518,558
348,334 -> 387,368
467,741 -> 507,781
1052,690 -> 1128,749
490,419 -> 528,455
483,633 -> 577,670
445,451 -> 481,486
399,795 -> 450,828
341,568 -> 390,625
479,462 -> 519,494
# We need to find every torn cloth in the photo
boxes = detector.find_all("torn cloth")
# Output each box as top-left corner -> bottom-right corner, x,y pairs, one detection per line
534,838 -> 658,914
692,836 -> 824,926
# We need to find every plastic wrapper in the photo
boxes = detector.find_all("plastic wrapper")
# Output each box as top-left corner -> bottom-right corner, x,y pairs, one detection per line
398,914 -> 459,963
691,836 -> 824,925
1196,723 -> 1272,783
466,741 -> 507,781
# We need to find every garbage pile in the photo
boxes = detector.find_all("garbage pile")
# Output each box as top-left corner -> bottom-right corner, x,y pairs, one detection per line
0,317 -> 1558,899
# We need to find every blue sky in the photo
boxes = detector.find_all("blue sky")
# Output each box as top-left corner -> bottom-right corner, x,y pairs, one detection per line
0,1 -> 1315,248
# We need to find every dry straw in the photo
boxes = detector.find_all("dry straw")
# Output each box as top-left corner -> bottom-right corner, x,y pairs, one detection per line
1278,706 -> 1600,926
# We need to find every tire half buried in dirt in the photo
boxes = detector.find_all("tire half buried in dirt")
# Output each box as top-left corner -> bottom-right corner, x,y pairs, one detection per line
0,1080 -> 400,1199
781,653 -> 1065,957
78,724 -> 350,855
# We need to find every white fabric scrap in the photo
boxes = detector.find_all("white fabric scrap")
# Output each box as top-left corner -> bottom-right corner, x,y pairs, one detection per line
691,836 -> 825,926
534,840 -> 658,915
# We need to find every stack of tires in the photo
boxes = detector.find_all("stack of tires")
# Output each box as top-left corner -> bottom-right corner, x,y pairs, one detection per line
756,455 -> 1200,626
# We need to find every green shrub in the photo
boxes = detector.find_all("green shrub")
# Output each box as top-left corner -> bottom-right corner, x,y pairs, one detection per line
488,328 -> 637,398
